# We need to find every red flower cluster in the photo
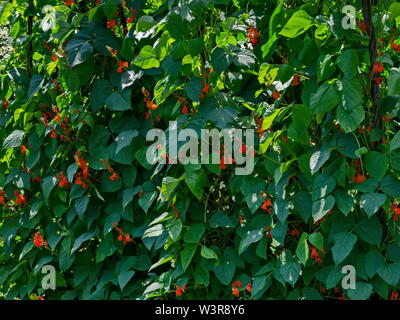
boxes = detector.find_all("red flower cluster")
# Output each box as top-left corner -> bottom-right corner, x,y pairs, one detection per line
107,19 -> 116,29
74,152 -> 90,189
142,88 -> 158,110
200,80 -> 209,99
310,246 -> 325,264
390,40 -> 400,52
292,74 -> 300,86
173,93 -> 191,115
261,193 -> 272,214
57,171 -> 70,188
0,191 -> 7,206
232,280 -> 242,297
373,62 -> 384,73
349,159 -> 366,184
2,98 -> 8,109
100,159 -> 119,181
272,90 -> 280,100
175,284 -> 186,296
247,25 -> 260,46
112,222 -> 133,245
391,291 -> 399,300
390,203 -> 400,222
14,190 -> 26,206
20,145 -> 27,156
170,203 -> 180,218
117,61 -> 129,73
33,232 -> 48,247
65,0 -> 75,6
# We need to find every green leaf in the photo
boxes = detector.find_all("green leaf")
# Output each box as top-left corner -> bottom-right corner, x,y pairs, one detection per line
380,176 -> 400,198
347,282 -> 373,300
65,39 -> 93,67
332,232 -> 357,264
365,151 -> 388,180
115,130 -> 138,154
3,130 -> 24,149
184,77 -> 203,102
105,90 -> 132,111
166,13 -> 188,40
280,259 -> 301,287
377,263 -> 400,286
210,211 -> 234,228
138,191 -> 157,214
122,186 -> 140,210
75,197 -> 90,217
251,275 -> 272,299
168,219 -> 183,242
239,229 -> 264,254
388,69 -> 400,95
201,246 -> 218,260
310,83 -> 340,114
334,190 -> 354,216
41,176 -> 57,200
180,244 -> 197,272
312,173 -> 336,201
296,232 -> 309,265
312,195 -> 335,222
310,149 -> 330,175
133,45 -> 160,69
308,232 -> 324,252
293,192 -> 312,222
336,49 -> 359,78
184,223 -> 205,244
96,240 -> 116,263
211,48 -> 232,74
360,193 -> 387,217
136,15 -> 157,32
185,168 -> 207,200
365,250 -> 385,278
390,131 -> 400,152
27,75 -> 44,99
279,10 -> 313,38
355,216 -> 382,246
71,231 -> 95,254
118,271 -> 135,290
337,104 -> 365,133
213,249 -> 236,285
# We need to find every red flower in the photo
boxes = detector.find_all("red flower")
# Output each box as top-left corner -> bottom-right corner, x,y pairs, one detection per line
292,75 -> 300,86
20,145 -> 27,156
50,130 -> 57,139
391,292 -> 399,300
14,190 -> 26,206
245,283 -> 252,293
232,280 -> 242,288
176,284 -> 186,296
261,196 -> 272,214
352,173 -> 366,184
181,104 -> 189,114
2,98 -> 8,109
57,172 -> 70,188
232,287 -> 240,297
65,0 -> 75,6
272,90 -> 280,100
373,62 -> 384,73
310,246 -> 323,263
52,55 -> 58,61
117,61 -> 128,73
33,232 -> 48,247
107,19 -> 116,29
110,172 -> 119,181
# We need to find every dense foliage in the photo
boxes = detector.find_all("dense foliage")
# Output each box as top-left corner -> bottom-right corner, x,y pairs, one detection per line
0,0 -> 400,300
